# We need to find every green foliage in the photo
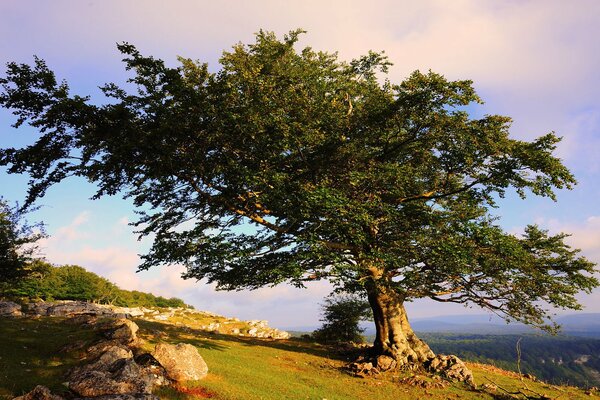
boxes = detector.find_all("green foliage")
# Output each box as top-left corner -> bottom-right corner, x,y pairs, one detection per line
313,294 -> 372,343
0,262 -> 188,308
0,199 -> 45,282
0,30 -> 597,330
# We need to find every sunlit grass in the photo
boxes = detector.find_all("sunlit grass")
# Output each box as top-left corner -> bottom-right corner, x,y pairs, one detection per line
1,316 -> 596,399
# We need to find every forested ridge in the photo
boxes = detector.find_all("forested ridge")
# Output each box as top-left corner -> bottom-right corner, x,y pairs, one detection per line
422,333 -> 600,388
0,261 -> 188,308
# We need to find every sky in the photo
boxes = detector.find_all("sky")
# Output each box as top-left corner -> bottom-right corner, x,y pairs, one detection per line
1,0 -> 599,329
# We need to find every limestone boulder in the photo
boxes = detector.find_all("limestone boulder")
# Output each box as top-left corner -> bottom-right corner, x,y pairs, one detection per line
151,343 -> 208,381
68,358 -> 153,397
0,301 -> 22,316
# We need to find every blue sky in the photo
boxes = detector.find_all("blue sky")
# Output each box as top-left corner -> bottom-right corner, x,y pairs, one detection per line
1,0 -> 599,329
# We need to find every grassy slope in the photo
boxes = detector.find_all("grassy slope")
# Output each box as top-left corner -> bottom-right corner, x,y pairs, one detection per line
1,316 -> 597,400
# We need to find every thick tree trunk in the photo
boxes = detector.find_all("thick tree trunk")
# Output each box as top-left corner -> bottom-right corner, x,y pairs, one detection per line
366,283 -> 434,369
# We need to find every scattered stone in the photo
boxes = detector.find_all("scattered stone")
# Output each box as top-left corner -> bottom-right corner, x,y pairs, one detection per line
426,355 -> 474,385
0,301 -> 22,317
12,385 -> 64,400
151,343 -> 208,381
398,374 -> 448,389
481,383 -> 498,392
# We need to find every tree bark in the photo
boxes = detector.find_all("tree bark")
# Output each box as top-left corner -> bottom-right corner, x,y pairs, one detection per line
366,283 -> 435,369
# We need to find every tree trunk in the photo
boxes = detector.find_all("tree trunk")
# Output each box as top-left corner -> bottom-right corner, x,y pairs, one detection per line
366,283 -> 435,369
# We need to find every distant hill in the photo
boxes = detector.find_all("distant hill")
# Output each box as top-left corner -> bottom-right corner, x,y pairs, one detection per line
287,313 -> 600,338
400,313 -> 600,338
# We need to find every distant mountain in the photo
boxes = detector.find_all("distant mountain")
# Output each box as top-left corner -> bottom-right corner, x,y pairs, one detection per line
398,313 -> 600,338
284,313 -> 600,338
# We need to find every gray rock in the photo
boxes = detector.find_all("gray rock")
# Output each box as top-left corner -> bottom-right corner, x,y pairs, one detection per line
151,343 -> 208,381
0,301 -> 22,317
23,302 -> 53,316
105,319 -> 139,344
68,359 -> 153,397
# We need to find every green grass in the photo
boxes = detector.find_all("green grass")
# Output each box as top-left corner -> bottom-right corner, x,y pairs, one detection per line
1,316 -> 598,400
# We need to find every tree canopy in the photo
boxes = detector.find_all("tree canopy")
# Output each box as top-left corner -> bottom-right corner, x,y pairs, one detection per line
0,30 -> 597,363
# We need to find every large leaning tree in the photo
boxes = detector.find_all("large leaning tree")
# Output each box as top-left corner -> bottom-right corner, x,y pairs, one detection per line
0,30 -> 597,368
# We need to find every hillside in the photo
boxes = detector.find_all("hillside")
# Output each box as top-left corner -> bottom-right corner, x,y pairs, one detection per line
1,304 -> 598,400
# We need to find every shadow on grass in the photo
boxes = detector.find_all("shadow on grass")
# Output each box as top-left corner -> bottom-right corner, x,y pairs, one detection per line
0,316 -> 99,398
134,319 -> 349,361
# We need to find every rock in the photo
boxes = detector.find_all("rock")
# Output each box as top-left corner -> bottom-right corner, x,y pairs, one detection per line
45,301 -> 110,317
0,301 -> 22,316
134,354 -> 170,387
151,343 -> 208,381
72,344 -> 133,375
12,385 -> 64,400
68,359 -> 153,397
270,329 -> 291,339
105,319 -> 139,344
426,354 -> 474,385
375,355 -> 397,371
86,341 -> 131,360
23,302 -> 53,316
112,307 -> 145,317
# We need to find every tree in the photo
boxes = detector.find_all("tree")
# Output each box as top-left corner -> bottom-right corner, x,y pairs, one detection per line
0,199 -> 45,282
313,294 -> 372,343
0,30 -> 597,369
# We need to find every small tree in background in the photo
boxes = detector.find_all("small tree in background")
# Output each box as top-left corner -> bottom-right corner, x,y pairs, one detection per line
0,199 -> 45,283
313,294 -> 372,343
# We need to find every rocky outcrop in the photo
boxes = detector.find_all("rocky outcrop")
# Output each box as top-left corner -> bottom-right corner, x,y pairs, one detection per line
0,301 -> 22,316
151,343 -> 208,382
16,300 -> 292,340
65,320 -> 171,398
